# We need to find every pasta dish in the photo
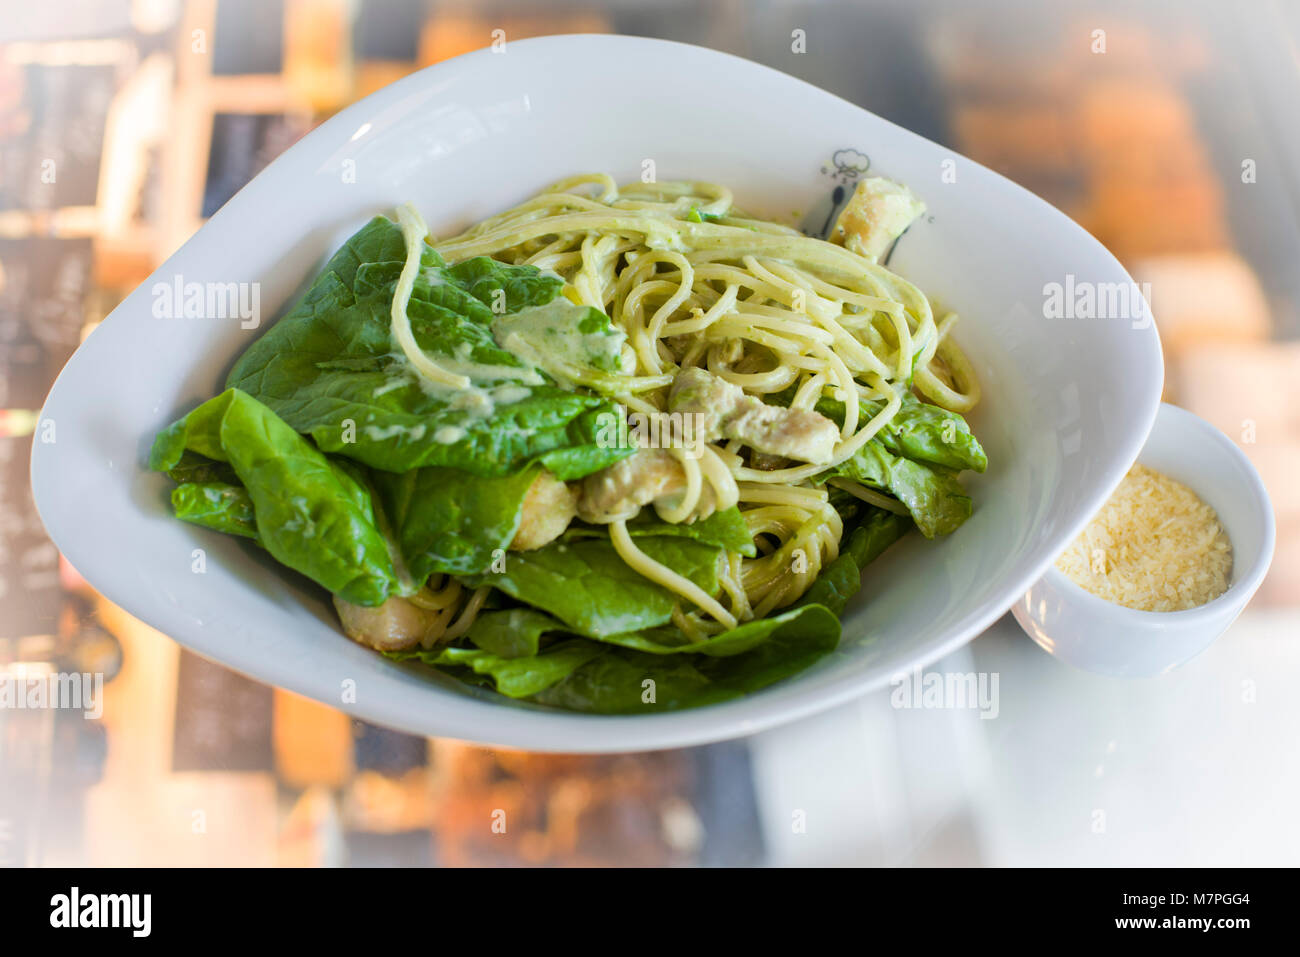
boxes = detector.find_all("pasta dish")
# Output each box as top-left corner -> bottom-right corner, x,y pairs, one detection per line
148,173 -> 986,713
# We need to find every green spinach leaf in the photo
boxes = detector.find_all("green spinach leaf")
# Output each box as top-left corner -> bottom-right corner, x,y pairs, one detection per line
599,600 -> 842,657
463,535 -> 723,637
464,607 -> 571,659
561,506 -> 757,557
170,481 -> 258,542
532,603 -> 841,713
871,392 -> 986,473
387,639 -> 603,699
225,216 -> 631,479
844,507 -> 911,570
371,465 -> 536,579
826,441 -> 970,539
818,391 -> 987,474
150,388 -> 398,605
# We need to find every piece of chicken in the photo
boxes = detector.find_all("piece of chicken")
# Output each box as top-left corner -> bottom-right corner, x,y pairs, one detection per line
669,367 -> 839,465
576,448 -> 715,524
510,469 -> 578,551
829,176 -> 926,262
334,595 -> 441,652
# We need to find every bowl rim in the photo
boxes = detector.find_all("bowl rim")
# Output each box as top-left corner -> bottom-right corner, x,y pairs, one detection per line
1037,402 -> 1276,625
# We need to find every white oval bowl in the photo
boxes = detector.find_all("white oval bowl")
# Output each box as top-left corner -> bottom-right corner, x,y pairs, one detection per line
1013,403 -> 1276,676
31,35 -> 1164,751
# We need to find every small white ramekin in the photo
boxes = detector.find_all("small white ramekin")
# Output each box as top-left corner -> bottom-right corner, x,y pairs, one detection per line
1012,403 -> 1276,677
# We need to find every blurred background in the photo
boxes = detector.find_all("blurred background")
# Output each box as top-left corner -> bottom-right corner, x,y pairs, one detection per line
1,0 -> 1297,867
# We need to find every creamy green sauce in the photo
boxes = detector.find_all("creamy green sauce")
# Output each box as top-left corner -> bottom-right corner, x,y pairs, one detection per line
371,375 -> 411,398
364,422 -> 427,443
491,298 -> 625,389
491,384 -> 533,405
379,276 -> 622,438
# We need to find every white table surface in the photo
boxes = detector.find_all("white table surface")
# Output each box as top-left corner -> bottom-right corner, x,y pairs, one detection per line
749,608 -> 1300,866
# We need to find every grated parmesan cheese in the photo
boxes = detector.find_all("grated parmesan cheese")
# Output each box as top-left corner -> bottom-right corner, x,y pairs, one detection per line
1055,464 -> 1232,612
